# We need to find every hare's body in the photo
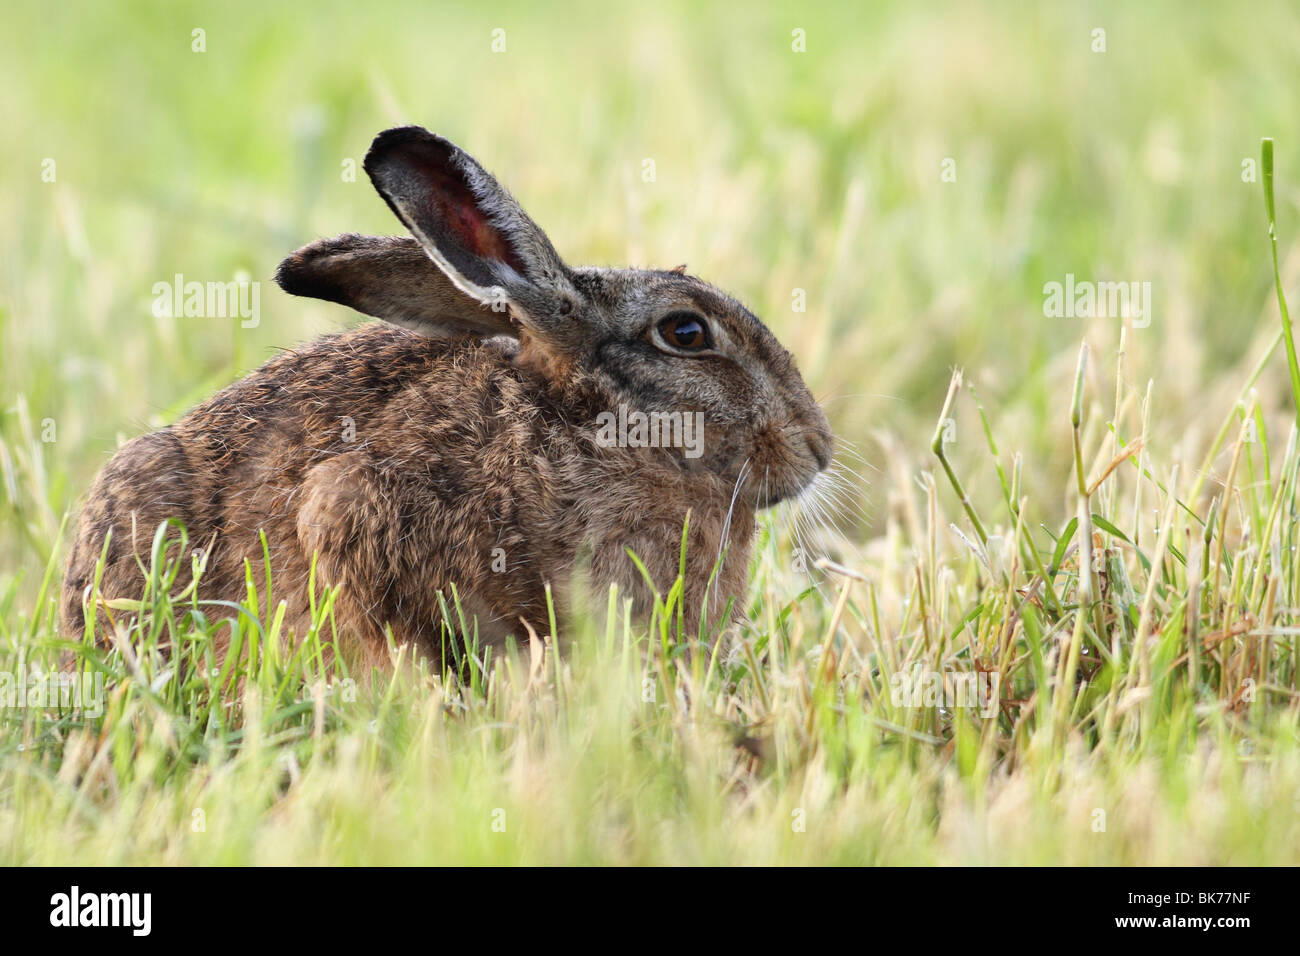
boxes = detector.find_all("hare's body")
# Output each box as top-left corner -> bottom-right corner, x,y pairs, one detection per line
64,323 -> 754,659
64,126 -> 826,663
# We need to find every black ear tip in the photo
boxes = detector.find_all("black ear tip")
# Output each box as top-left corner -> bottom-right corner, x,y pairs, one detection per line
273,251 -> 312,296
367,124 -> 434,151
363,125 -> 459,177
274,245 -> 342,303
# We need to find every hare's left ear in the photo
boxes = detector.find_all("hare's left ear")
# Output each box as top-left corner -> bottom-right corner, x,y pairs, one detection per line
363,126 -> 578,330
274,233 -> 516,339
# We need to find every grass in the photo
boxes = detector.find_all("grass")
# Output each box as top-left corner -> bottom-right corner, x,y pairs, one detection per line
3,0 -> 1300,865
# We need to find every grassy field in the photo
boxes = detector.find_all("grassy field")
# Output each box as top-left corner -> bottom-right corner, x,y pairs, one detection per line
3,0 -> 1300,864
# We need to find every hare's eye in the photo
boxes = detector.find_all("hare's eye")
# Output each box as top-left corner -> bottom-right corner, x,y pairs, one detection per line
657,312 -> 711,351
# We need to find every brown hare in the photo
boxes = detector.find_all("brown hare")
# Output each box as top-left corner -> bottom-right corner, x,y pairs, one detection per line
62,125 -> 833,665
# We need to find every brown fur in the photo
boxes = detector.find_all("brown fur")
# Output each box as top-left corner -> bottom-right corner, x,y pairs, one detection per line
62,127 -> 828,666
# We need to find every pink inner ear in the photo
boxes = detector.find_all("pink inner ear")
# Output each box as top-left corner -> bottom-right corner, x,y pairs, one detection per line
427,165 -> 529,277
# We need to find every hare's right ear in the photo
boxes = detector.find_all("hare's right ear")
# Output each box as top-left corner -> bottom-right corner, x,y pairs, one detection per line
363,126 -> 581,338
275,233 -> 514,339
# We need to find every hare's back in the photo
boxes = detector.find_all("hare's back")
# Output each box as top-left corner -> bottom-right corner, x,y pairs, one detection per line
62,323 -> 520,639
169,321 -> 529,553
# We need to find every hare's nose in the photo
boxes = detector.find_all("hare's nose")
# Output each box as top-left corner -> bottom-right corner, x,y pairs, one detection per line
805,431 -> 833,471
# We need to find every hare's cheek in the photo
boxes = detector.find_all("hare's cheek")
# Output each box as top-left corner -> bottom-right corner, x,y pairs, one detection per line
748,423 -> 790,466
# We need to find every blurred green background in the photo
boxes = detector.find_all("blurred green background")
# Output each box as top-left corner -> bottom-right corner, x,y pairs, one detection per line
4,0 -> 1300,592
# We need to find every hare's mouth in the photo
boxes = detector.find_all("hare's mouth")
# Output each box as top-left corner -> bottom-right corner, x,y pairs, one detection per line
746,422 -> 834,509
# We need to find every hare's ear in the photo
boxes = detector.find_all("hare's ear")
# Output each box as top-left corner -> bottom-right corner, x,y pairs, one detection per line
363,126 -> 575,327
274,234 -> 516,339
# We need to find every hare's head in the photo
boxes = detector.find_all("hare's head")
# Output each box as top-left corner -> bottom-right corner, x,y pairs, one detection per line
277,126 -> 831,507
